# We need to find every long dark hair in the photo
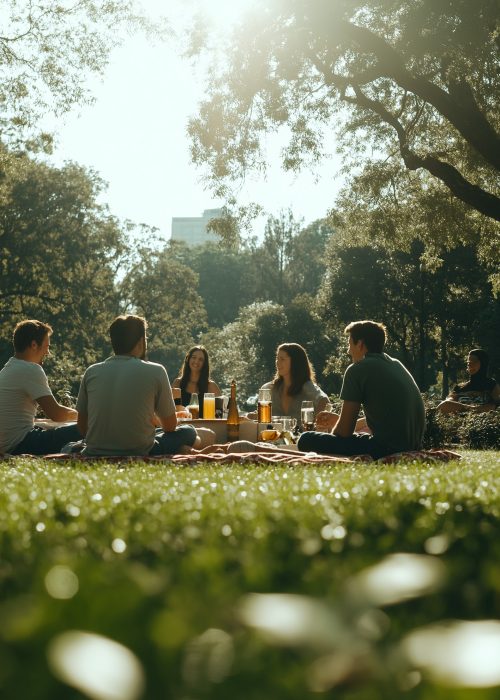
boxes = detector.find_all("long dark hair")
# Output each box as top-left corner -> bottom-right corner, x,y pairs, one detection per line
272,343 -> 316,396
457,348 -> 494,392
179,345 -> 210,395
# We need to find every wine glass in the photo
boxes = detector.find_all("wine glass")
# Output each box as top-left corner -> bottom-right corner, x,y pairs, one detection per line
301,401 -> 314,431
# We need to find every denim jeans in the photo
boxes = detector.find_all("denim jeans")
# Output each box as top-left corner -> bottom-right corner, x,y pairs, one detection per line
149,424 -> 197,455
11,424 -> 82,455
297,431 -> 391,459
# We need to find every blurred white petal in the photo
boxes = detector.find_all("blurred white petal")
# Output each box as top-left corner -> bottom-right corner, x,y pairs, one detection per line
402,620 -> 500,687
47,630 -> 144,700
239,594 -> 347,649
351,553 -> 445,606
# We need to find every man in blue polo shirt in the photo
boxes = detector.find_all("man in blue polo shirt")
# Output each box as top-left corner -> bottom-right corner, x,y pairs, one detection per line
298,320 -> 425,459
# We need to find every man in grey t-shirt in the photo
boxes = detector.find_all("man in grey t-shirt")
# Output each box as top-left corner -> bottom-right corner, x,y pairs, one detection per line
76,315 -> 197,456
298,320 -> 425,458
0,319 -> 81,455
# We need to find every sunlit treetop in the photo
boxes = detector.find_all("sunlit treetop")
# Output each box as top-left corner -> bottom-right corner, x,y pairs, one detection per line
188,0 -> 500,223
0,0 -> 160,147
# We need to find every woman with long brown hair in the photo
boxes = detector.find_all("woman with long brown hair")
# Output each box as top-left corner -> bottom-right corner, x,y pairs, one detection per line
257,342 -> 328,421
172,345 -> 221,418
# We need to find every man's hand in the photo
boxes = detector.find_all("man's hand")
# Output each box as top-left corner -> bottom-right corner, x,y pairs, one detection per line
158,413 -> 178,433
314,411 -> 338,432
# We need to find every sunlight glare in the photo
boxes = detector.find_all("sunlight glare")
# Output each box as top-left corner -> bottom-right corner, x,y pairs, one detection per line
187,0 -> 256,29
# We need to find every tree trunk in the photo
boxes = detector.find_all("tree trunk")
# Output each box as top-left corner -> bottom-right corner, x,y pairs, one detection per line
440,323 -> 449,398
418,264 -> 426,389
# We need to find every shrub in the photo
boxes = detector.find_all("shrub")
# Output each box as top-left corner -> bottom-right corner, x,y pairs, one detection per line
424,403 -> 500,449
458,410 -> 500,449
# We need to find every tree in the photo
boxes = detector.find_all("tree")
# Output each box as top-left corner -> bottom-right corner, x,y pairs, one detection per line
0,0 -> 145,145
0,147 -> 129,397
259,209 -> 301,304
327,159 -> 499,286
287,219 -> 333,298
189,0 -> 500,222
120,247 -> 208,374
170,241 -> 260,328
317,236 -> 496,394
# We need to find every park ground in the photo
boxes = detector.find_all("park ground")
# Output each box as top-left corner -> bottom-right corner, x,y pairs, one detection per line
0,449 -> 499,699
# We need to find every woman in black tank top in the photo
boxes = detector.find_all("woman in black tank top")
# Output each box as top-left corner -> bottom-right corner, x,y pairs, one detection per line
171,346 -> 221,418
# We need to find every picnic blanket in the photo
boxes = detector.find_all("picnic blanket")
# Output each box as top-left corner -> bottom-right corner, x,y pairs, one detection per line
0,448 -> 461,465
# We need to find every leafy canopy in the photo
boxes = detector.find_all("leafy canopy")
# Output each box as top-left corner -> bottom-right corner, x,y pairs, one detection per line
189,0 -> 500,222
0,0 -> 151,145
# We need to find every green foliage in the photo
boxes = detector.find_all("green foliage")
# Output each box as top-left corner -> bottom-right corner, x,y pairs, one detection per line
119,245 -> 208,374
0,147 -> 127,370
171,241 -> 261,328
424,407 -> 500,450
0,452 -> 499,698
188,0 -> 500,224
459,412 -> 500,449
0,0 -> 146,144
317,234 -> 499,393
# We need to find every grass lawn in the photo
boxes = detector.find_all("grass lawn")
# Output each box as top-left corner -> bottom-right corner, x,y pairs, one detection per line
0,450 -> 499,699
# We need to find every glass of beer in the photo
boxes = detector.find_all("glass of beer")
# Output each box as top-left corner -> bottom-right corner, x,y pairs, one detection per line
257,388 -> 272,424
301,400 -> 314,431
203,392 -> 215,419
187,392 -> 199,419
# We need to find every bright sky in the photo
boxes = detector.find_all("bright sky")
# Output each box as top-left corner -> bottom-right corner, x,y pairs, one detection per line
44,0 -> 344,242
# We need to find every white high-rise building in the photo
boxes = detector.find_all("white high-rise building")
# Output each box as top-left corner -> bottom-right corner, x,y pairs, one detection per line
171,208 -> 222,246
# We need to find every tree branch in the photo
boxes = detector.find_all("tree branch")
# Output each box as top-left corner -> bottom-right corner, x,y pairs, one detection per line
336,20 -> 500,171
346,85 -> 500,221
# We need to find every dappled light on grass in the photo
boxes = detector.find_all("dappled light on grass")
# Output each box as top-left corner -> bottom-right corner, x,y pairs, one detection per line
47,631 -> 144,700
402,621 -> 500,687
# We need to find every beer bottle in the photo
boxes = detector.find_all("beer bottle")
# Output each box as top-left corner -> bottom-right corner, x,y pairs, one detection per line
226,380 -> 239,441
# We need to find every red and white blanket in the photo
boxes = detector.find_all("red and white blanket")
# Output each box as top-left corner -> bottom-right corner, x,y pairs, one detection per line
0,449 -> 461,465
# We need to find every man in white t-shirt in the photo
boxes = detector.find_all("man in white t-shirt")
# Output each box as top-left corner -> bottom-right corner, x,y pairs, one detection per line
76,315 -> 197,456
0,320 -> 81,455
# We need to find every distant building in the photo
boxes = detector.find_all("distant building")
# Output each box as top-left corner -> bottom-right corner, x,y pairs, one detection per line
171,208 -> 222,246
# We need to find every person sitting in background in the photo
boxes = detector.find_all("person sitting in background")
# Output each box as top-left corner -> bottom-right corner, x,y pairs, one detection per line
76,315 -> 198,456
172,346 -> 221,418
298,321 -> 425,459
250,343 -> 329,422
437,349 -> 500,414
0,319 -> 81,455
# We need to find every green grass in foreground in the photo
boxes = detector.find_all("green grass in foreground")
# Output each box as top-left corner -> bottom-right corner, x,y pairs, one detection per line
0,450 -> 499,700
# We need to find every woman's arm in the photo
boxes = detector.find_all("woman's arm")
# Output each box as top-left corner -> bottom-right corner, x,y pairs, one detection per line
308,382 -> 329,415
315,396 -> 329,414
